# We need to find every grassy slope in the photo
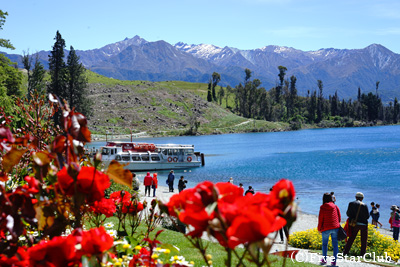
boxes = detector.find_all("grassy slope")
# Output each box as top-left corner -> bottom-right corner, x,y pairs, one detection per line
86,71 -> 289,136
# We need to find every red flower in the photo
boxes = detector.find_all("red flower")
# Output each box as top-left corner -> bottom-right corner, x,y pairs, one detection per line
23,176 -> 40,194
121,200 -> 144,214
110,190 -> 131,204
28,235 -> 78,267
78,227 -> 114,256
226,205 -> 286,248
0,246 -> 29,267
57,166 -> 110,202
215,182 -> 244,203
90,198 -> 116,217
268,179 -> 296,212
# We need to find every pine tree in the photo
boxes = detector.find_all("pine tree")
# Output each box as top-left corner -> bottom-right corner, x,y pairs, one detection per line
22,53 -> 46,98
66,46 -> 92,117
48,31 -> 67,100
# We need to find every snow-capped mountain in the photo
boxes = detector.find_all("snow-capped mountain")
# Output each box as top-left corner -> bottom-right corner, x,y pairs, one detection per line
5,36 -> 400,101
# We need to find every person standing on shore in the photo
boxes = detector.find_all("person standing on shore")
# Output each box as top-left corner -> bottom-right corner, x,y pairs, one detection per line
245,186 -> 255,195
392,206 -> 400,241
318,192 -> 341,266
330,192 -> 336,203
343,192 -> 370,256
152,173 -> 158,197
167,170 -> 175,192
178,176 -> 187,193
143,172 -> 153,197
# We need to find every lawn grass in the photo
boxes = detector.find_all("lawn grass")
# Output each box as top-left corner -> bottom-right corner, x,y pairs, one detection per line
97,216 -> 315,266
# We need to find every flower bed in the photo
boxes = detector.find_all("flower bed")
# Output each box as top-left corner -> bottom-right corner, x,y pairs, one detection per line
289,224 -> 400,261
0,93 -> 299,266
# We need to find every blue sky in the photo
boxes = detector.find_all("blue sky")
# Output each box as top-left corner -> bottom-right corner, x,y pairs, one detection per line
2,0 -> 400,55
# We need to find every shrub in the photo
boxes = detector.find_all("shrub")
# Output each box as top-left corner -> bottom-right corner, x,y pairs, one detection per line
289,224 -> 400,261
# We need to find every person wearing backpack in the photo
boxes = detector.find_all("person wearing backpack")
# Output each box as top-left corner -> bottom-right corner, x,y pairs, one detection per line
343,192 -> 370,256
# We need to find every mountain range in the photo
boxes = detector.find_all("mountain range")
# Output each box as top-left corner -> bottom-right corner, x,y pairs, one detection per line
5,35 -> 400,102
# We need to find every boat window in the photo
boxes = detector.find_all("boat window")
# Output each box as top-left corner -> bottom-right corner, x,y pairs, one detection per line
111,149 -> 114,155
173,149 -> 178,155
186,149 -> 194,154
141,155 -> 149,161
115,155 -> 121,161
122,155 -> 130,161
101,148 -> 109,155
162,149 -> 167,155
151,155 -> 160,161
132,155 -> 141,161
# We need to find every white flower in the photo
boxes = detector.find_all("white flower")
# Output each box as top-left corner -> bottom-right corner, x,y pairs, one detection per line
104,222 -> 115,229
106,229 -> 117,238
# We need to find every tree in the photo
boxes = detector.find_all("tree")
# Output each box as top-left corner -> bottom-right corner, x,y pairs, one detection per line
276,66 -> 287,103
393,97 -> 399,124
0,10 -> 14,50
48,31 -> 67,100
22,52 -> 46,98
316,80 -> 324,123
211,72 -> 221,101
244,68 -> 252,84
225,85 -> 232,107
217,86 -> 225,105
66,46 -> 92,117
207,79 -> 212,102
0,10 -> 23,98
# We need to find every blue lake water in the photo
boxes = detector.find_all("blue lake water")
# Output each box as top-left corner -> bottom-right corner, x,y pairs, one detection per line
90,125 -> 400,227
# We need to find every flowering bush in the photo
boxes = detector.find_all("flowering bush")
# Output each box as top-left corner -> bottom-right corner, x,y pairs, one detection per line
289,224 -> 400,261
0,94 -> 298,267
160,179 -> 297,266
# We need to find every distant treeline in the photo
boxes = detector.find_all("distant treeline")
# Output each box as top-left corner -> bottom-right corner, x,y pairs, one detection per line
207,67 -> 400,129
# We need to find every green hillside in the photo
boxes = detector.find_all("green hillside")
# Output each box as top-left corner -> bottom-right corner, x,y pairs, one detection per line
86,71 -> 289,137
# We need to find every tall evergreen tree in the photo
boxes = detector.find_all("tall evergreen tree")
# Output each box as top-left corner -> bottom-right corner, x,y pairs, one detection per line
316,80 -> 324,122
22,53 -> 46,98
207,79 -> 212,102
48,31 -> 67,100
393,97 -> 399,124
211,72 -> 221,101
66,46 -> 92,116
276,66 -> 287,104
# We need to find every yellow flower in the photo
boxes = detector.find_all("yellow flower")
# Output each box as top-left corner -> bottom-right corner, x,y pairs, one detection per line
164,249 -> 171,254
206,254 -> 212,260
152,254 -> 159,259
134,245 -> 142,250
123,244 -> 131,249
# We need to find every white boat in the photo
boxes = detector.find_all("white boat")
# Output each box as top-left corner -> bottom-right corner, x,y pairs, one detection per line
99,141 -> 205,171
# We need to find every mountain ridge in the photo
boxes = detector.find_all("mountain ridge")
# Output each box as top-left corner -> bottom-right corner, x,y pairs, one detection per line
4,36 -> 400,102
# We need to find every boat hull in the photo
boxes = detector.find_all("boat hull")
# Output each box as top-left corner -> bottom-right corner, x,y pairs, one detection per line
104,160 -> 202,171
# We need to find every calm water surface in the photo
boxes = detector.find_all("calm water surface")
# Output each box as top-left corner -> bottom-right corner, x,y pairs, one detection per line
91,125 -> 400,226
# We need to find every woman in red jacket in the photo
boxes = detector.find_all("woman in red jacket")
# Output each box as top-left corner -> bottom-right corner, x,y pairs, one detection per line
143,172 -> 153,197
318,192 -> 341,266
152,173 -> 158,197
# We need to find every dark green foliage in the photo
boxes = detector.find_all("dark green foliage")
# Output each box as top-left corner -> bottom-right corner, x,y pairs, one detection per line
207,80 -> 212,102
211,72 -> 220,101
0,10 -> 14,50
0,55 -> 23,97
66,46 -> 92,117
22,53 -> 46,98
48,31 -> 67,100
